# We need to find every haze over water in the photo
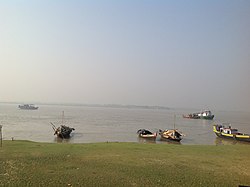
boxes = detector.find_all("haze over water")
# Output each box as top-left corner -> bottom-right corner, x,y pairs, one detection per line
1,1 -> 250,112
1,103 -> 249,145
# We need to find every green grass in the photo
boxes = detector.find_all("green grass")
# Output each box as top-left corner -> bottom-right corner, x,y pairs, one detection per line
0,140 -> 250,187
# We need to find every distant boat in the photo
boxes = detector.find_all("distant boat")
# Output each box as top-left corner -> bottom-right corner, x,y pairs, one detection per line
213,124 -> 250,142
137,129 -> 157,139
183,110 -> 214,120
18,104 -> 39,110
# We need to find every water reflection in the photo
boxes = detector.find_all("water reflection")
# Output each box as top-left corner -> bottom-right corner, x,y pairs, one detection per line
137,137 -> 182,145
53,135 -> 74,143
137,137 -> 156,144
158,138 -> 181,145
54,137 -> 71,143
215,137 -> 250,145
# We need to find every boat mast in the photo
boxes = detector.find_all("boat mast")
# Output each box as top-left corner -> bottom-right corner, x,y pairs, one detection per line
174,114 -> 176,129
62,111 -> 64,125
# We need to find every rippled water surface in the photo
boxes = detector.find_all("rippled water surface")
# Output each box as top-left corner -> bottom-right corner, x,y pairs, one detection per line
1,103 -> 250,145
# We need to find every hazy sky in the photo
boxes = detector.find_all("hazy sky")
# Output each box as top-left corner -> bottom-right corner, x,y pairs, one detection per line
0,0 -> 250,111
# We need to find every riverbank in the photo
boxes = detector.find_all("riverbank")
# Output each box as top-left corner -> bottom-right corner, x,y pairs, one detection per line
0,140 -> 250,186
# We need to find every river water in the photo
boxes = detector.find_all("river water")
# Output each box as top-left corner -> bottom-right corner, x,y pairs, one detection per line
1,103 -> 250,145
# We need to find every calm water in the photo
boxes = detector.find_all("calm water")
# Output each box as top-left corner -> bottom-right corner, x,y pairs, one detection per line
1,103 -> 250,145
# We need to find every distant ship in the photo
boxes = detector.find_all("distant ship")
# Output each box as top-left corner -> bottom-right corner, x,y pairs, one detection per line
183,110 -> 214,120
18,104 -> 39,110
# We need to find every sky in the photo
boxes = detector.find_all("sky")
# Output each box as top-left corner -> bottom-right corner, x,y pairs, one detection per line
0,0 -> 250,111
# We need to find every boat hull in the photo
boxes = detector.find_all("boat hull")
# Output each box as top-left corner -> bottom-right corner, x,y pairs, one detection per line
160,136 -> 182,142
200,115 -> 214,120
57,133 -> 71,139
138,133 -> 157,139
182,115 -> 199,119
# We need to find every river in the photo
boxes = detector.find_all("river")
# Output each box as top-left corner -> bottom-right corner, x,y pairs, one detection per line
1,103 -> 249,145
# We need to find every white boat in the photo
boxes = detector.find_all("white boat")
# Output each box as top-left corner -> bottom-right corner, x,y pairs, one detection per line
198,110 -> 214,120
18,104 -> 39,110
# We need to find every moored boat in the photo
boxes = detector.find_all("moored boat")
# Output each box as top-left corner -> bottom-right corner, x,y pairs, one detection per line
18,104 -> 39,110
51,111 -> 75,139
51,123 -> 75,139
159,129 -> 183,142
213,124 -> 250,142
137,129 -> 157,139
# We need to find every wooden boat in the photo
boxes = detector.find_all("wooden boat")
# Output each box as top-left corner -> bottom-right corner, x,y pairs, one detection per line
213,124 -> 250,142
183,110 -> 214,120
51,111 -> 75,139
137,129 -> 157,139
18,104 -> 38,110
159,114 -> 183,142
51,123 -> 75,139
159,129 -> 182,142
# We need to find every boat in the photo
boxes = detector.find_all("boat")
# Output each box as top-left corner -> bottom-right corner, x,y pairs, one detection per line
183,110 -> 214,120
198,110 -> 214,120
18,104 -> 39,110
159,114 -> 183,142
51,111 -> 75,139
137,129 -> 157,139
51,123 -> 75,139
213,124 -> 250,142
159,129 -> 183,142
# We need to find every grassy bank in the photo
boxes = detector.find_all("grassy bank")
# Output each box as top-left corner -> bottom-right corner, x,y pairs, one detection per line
0,140 -> 250,187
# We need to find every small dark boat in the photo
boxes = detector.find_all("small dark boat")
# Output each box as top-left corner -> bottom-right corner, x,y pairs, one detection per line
213,124 -> 250,142
159,129 -> 183,142
51,111 -> 75,139
137,129 -> 157,139
51,123 -> 75,139
18,104 -> 39,110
